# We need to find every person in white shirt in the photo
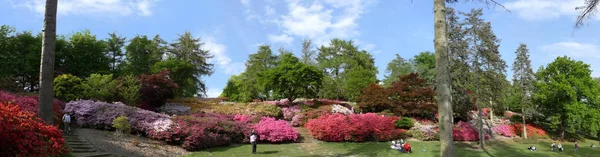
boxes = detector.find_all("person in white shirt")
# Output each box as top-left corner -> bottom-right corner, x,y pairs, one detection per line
62,113 -> 71,132
250,130 -> 258,154
558,143 -> 563,152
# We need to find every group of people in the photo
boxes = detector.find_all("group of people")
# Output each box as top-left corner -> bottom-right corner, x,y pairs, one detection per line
547,141 -> 580,152
390,139 -> 412,153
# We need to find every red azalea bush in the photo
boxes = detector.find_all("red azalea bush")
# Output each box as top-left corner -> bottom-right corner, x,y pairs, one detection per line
150,113 -> 251,151
305,113 -> 401,142
0,103 -> 68,157
492,124 -> 515,137
253,117 -> 298,143
0,91 -> 64,124
511,123 -> 548,138
452,121 -> 489,141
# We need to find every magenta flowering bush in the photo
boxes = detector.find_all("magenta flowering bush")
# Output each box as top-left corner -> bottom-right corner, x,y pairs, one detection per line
253,117 -> 298,143
149,113 -> 252,151
263,99 -> 291,107
492,124 -> 515,137
158,103 -> 190,116
63,100 -> 172,134
291,114 -> 305,127
453,121 -> 489,141
281,106 -> 301,120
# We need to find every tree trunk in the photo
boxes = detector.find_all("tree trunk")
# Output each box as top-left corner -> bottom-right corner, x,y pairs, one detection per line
434,1 -> 454,156
38,0 -> 58,125
522,105 -> 527,139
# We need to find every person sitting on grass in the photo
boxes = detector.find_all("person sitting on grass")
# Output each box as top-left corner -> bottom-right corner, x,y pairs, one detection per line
527,146 -> 537,151
558,143 -> 563,152
403,141 -> 412,153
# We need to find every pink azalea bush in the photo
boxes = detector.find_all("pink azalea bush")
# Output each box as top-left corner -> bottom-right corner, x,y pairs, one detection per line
253,117 -> 298,143
291,114 -> 305,127
63,100 -> 172,134
0,91 -> 65,124
281,106 -> 301,120
305,113 -> 401,142
452,121 -> 489,141
408,122 -> 439,141
492,124 -> 515,137
150,113 -> 251,151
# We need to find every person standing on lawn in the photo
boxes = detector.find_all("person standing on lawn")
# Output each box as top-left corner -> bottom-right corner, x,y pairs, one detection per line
250,130 -> 258,154
575,141 -> 579,153
558,143 -> 563,152
551,142 -> 556,151
62,113 -> 71,132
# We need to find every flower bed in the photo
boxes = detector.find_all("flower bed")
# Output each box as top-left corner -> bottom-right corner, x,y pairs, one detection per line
408,121 -> 439,141
305,113 -> 401,142
0,103 -> 68,157
63,100 -> 172,134
0,91 -> 64,124
206,102 -> 281,117
282,106 -> 301,120
511,123 -> 548,138
253,117 -> 298,143
453,121 -> 490,141
492,124 -> 515,137
158,103 -> 191,115
169,98 -> 216,113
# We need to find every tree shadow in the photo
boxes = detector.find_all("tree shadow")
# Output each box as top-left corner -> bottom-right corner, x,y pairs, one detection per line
259,151 -> 279,154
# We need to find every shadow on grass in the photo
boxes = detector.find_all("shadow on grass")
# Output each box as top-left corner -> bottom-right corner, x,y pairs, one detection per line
259,151 -> 279,154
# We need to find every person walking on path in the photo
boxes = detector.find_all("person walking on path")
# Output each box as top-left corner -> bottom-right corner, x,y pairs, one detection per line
62,113 -> 71,132
250,130 -> 258,154
575,141 -> 579,153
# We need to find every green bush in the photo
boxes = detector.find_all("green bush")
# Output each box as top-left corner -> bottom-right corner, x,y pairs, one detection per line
113,75 -> 141,106
112,116 -> 131,135
394,117 -> 414,129
53,74 -> 88,101
510,114 -> 523,124
84,74 -> 115,101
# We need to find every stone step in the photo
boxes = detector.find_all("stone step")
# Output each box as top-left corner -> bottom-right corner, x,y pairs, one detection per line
71,152 -> 114,157
71,148 -> 97,153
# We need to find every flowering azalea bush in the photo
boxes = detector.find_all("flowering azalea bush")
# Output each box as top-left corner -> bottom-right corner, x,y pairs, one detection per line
158,103 -> 190,115
408,121 -> 439,141
291,113 -> 305,127
150,113 -> 251,151
282,106 -> 301,120
512,123 -> 548,138
453,121 -> 489,141
0,91 -> 64,124
253,117 -> 298,143
331,104 -> 353,115
305,113 -> 401,142
0,103 -> 68,157
63,100 -> 172,134
492,124 -> 515,137
207,103 -> 281,117
170,97 -> 215,113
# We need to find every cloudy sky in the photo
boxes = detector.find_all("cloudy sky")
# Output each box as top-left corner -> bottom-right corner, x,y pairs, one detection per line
2,0 -> 600,97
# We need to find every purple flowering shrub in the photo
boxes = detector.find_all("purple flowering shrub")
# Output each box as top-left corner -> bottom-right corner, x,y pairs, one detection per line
281,106 -> 301,120
252,117 -> 298,143
63,100 -> 172,134
291,114 -> 305,127
492,124 -> 515,137
158,103 -> 190,116
150,113 -> 252,151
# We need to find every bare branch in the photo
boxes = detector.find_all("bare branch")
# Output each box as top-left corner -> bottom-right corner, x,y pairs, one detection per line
574,0 -> 599,30
487,0 -> 511,13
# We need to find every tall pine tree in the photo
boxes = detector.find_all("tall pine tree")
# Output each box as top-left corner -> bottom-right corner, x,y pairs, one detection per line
512,43 -> 535,139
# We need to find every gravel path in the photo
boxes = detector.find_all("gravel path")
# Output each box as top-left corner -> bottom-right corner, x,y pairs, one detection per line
75,128 -> 190,157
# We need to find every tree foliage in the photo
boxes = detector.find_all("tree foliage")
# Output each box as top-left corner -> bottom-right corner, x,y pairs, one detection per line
106,32 -> 126,73
139,70 -> 179,111
261,53 -> 323,102
63,30 -> 110,77
53,74 -> 87,102
123,35 -> 164,76
356,83 -> 391,113
389,73 -> 437,117
152,58 -> 197,97
167,31 -> 214,96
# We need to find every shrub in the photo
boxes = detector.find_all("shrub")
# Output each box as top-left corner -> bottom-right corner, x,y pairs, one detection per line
452,121 -> 489,141
492,124 -> 514,137
282,106 -> 301,120
113,75 -> 141,106
331,104 -> 353,115
253,117 -> 298,143
512,123 -> 548,138
249,102 -> 281,117
139,70 -> 179,111
394,117 -> 414,129
171,97 -> 214,113
408,122 -> 439,141
84,73 -> 115,101
510,114 -> 523,124
207,103 -> 281,117
388,73 -> 436,117
112,116 -> 131,135
63,100 -> 172,134
291,114 -> 305,127
158,103 -> 191,116
305,113 -> 401,142
0,91 -> 64,124
0,103 -> 68,157
356,83 -> 391,113
150,113 -> 251,151
53,74 -> 87,101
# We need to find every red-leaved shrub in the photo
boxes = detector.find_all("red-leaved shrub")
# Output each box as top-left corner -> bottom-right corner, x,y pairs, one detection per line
305,113 -> 401,142
253,117 -> 298,143
452,121 -> 489,141
0,91 -> 64,124
139,70 -> 179,111
0,103 -> 68,157
512,123 -> 548,138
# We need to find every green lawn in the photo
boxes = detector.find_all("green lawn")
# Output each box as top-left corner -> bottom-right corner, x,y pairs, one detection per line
184,139 -> 600,157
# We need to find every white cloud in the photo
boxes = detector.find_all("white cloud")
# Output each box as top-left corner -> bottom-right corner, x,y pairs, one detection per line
540,41 -> 600,76
241,0 -> 250,6
268,34 -> 294,45
204,37 -> 245,75
265,5 -> 276,16
206,88 -> 222,98
12,0 -> 159,16
504,0 -> 594,21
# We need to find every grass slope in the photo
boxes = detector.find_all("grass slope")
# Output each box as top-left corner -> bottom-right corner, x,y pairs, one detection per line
184,139 -> 599,157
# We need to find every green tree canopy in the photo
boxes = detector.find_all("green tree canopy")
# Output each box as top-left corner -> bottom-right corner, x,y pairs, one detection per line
261,53 -> 323,102
123,35 -> 164,75
63,30 -> 110,77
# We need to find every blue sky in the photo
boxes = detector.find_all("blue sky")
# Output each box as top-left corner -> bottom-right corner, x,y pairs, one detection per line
2,0 -> 600,97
